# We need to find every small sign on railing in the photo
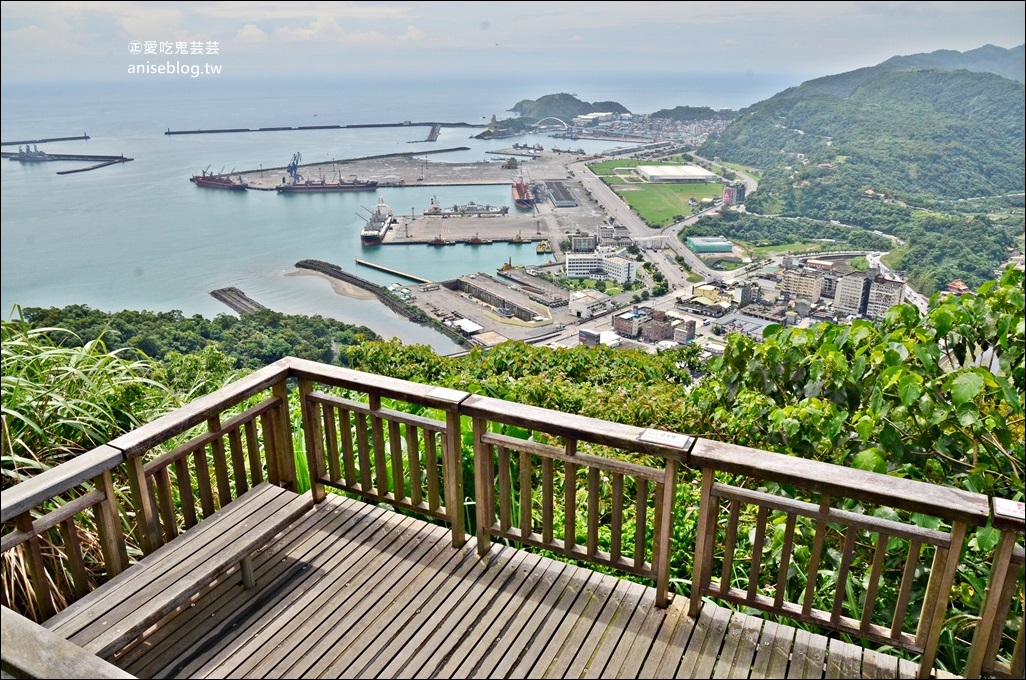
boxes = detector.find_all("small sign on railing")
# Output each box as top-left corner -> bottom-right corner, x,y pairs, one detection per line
426,386 -> 469,403
638,428 -> 692,450
993,498 -> 1025,524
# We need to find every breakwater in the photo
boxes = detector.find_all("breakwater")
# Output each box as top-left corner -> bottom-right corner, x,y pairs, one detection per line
166,122 -> 484,136
295,259 -> 467,345
210,287 -> 268,314
0,133 -> 90,146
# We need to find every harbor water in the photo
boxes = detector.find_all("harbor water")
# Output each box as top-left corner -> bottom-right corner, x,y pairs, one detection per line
1,73 -> 799,352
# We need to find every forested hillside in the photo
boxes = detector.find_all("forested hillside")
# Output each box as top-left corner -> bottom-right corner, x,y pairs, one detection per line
14,305 -> 378,369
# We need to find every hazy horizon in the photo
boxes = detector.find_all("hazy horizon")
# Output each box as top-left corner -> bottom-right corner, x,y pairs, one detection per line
3,2 -> 1023,89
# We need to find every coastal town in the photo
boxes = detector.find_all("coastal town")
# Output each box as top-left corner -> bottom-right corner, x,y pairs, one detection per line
205,107 -> 978,362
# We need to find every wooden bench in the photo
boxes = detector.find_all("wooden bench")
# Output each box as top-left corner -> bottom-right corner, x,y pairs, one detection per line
43,482 -> 312,660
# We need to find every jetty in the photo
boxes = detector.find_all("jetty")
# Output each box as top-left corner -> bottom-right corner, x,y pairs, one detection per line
354,259 -> 431,284
165,121 -> 485,136
0,133 -> 89,146
210,287 -> 268,315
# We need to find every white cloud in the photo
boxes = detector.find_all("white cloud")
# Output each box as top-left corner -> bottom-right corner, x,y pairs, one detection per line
234,24 -> 269,44
397,25 -> 426,42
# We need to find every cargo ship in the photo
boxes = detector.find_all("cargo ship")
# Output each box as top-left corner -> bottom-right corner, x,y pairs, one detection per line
424,197 -> 509,217
277,174 -> 378,193
511,176 -> 535,210
190,169 -> 248,191
359,199 -> 396,246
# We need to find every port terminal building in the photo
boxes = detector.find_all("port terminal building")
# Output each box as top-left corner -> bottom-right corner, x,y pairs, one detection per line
637,165 -> 720,183
685,236 -> 734,254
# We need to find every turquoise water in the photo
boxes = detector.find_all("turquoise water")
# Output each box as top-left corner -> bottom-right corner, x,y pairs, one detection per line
1,73 -> 800,352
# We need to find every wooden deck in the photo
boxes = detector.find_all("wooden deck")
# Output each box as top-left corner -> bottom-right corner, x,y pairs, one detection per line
110,493 -> 955,679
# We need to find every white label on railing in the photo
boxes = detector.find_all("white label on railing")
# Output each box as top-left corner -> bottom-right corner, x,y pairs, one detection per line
638,429 -> 691,449
993,498 -> 1025,522
426,386 -> 468,403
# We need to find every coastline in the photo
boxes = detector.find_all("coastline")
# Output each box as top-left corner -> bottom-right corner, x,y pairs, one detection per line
284,268 -> 378,300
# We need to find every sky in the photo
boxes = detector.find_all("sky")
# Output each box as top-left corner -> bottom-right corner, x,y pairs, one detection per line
2,1 -> 1024,86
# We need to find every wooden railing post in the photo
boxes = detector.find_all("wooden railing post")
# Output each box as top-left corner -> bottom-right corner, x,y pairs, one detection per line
124,454 -> 162,555
916,521 -> 968,679
91,471 -> 128,578
444,409 -> 466,547
472,416 -> 492,556
653,456 -> 677,608
298,378 -> 327,504
965,528 -> 1017,677
965,497 -> 1026,679
689,467 -> 716,618
272,380 -> 297,490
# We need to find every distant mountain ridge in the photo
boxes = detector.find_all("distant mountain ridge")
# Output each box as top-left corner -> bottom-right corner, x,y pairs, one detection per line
758,43 -> 1023,104
700,46 -> 1025,201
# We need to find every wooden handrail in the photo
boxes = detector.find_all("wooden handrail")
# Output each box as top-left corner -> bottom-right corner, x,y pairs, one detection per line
0,356 -> 1019,679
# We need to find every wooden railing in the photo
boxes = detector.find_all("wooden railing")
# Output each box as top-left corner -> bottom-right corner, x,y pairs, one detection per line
1,356 -> 1023,679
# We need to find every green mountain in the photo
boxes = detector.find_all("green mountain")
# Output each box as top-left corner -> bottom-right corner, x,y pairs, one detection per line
701,68 -> 1024,201
697,45 -> 1025,295
509,93 -> 629,120
649,105 -> 737,122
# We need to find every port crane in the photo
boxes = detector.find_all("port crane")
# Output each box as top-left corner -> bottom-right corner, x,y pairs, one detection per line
286,152 -> 302,183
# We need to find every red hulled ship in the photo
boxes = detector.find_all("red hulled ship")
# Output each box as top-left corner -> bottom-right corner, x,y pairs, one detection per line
511,176 -> 535,210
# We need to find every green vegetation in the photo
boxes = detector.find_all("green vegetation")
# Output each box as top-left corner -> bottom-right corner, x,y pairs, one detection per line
3,267 -> 1023,671
14,305 -> 378,369
684,212 -> 894,254
613,182 -> 722,226
718,161 -> 762,181
649,105 -> 737,122
700,66 -> 1025,292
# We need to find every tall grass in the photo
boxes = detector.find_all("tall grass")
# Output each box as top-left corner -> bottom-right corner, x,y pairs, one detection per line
1,318 -> 241,615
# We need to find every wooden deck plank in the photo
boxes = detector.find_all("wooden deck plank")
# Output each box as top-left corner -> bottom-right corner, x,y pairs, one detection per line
274,520 -> 455,679
314,532 -> 482,678
751,619 -> 796,679
862,648 -> 899,679
172,499 -> 394,679
786,629 -> 814,679
262,514 -> 448,678
593,587 -> 670,679
402,551 -> 546,678
825,638 -> 863,679
509,569 -> 617,678
344,544 -> 520,679
680,603 -> 733,679
217,510 -> 423,678
897,657 -> 920,679
641,598 -> 697,679
469,563 -> 588,679
438,558 -> 570,679
579,579 -> 650,679
372,547 -> 532,678
562,578 -> 639,678
120,495 -> 366,678
715,612 -> 763,679
85,496 -> 956,680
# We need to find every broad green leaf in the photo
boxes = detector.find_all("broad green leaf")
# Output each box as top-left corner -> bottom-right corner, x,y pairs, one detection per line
948,371 -> 984,406
856,415 -> 875,441
852,449 -> 887,474
898,374 -> 922,407
911,513 -> 941,530
973,526 -> 1001,552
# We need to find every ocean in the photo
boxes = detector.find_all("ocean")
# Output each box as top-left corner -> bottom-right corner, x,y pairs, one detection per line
0,72 -> 802,353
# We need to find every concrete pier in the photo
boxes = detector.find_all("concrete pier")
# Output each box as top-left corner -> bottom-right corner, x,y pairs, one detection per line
354,259 -> 431,284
